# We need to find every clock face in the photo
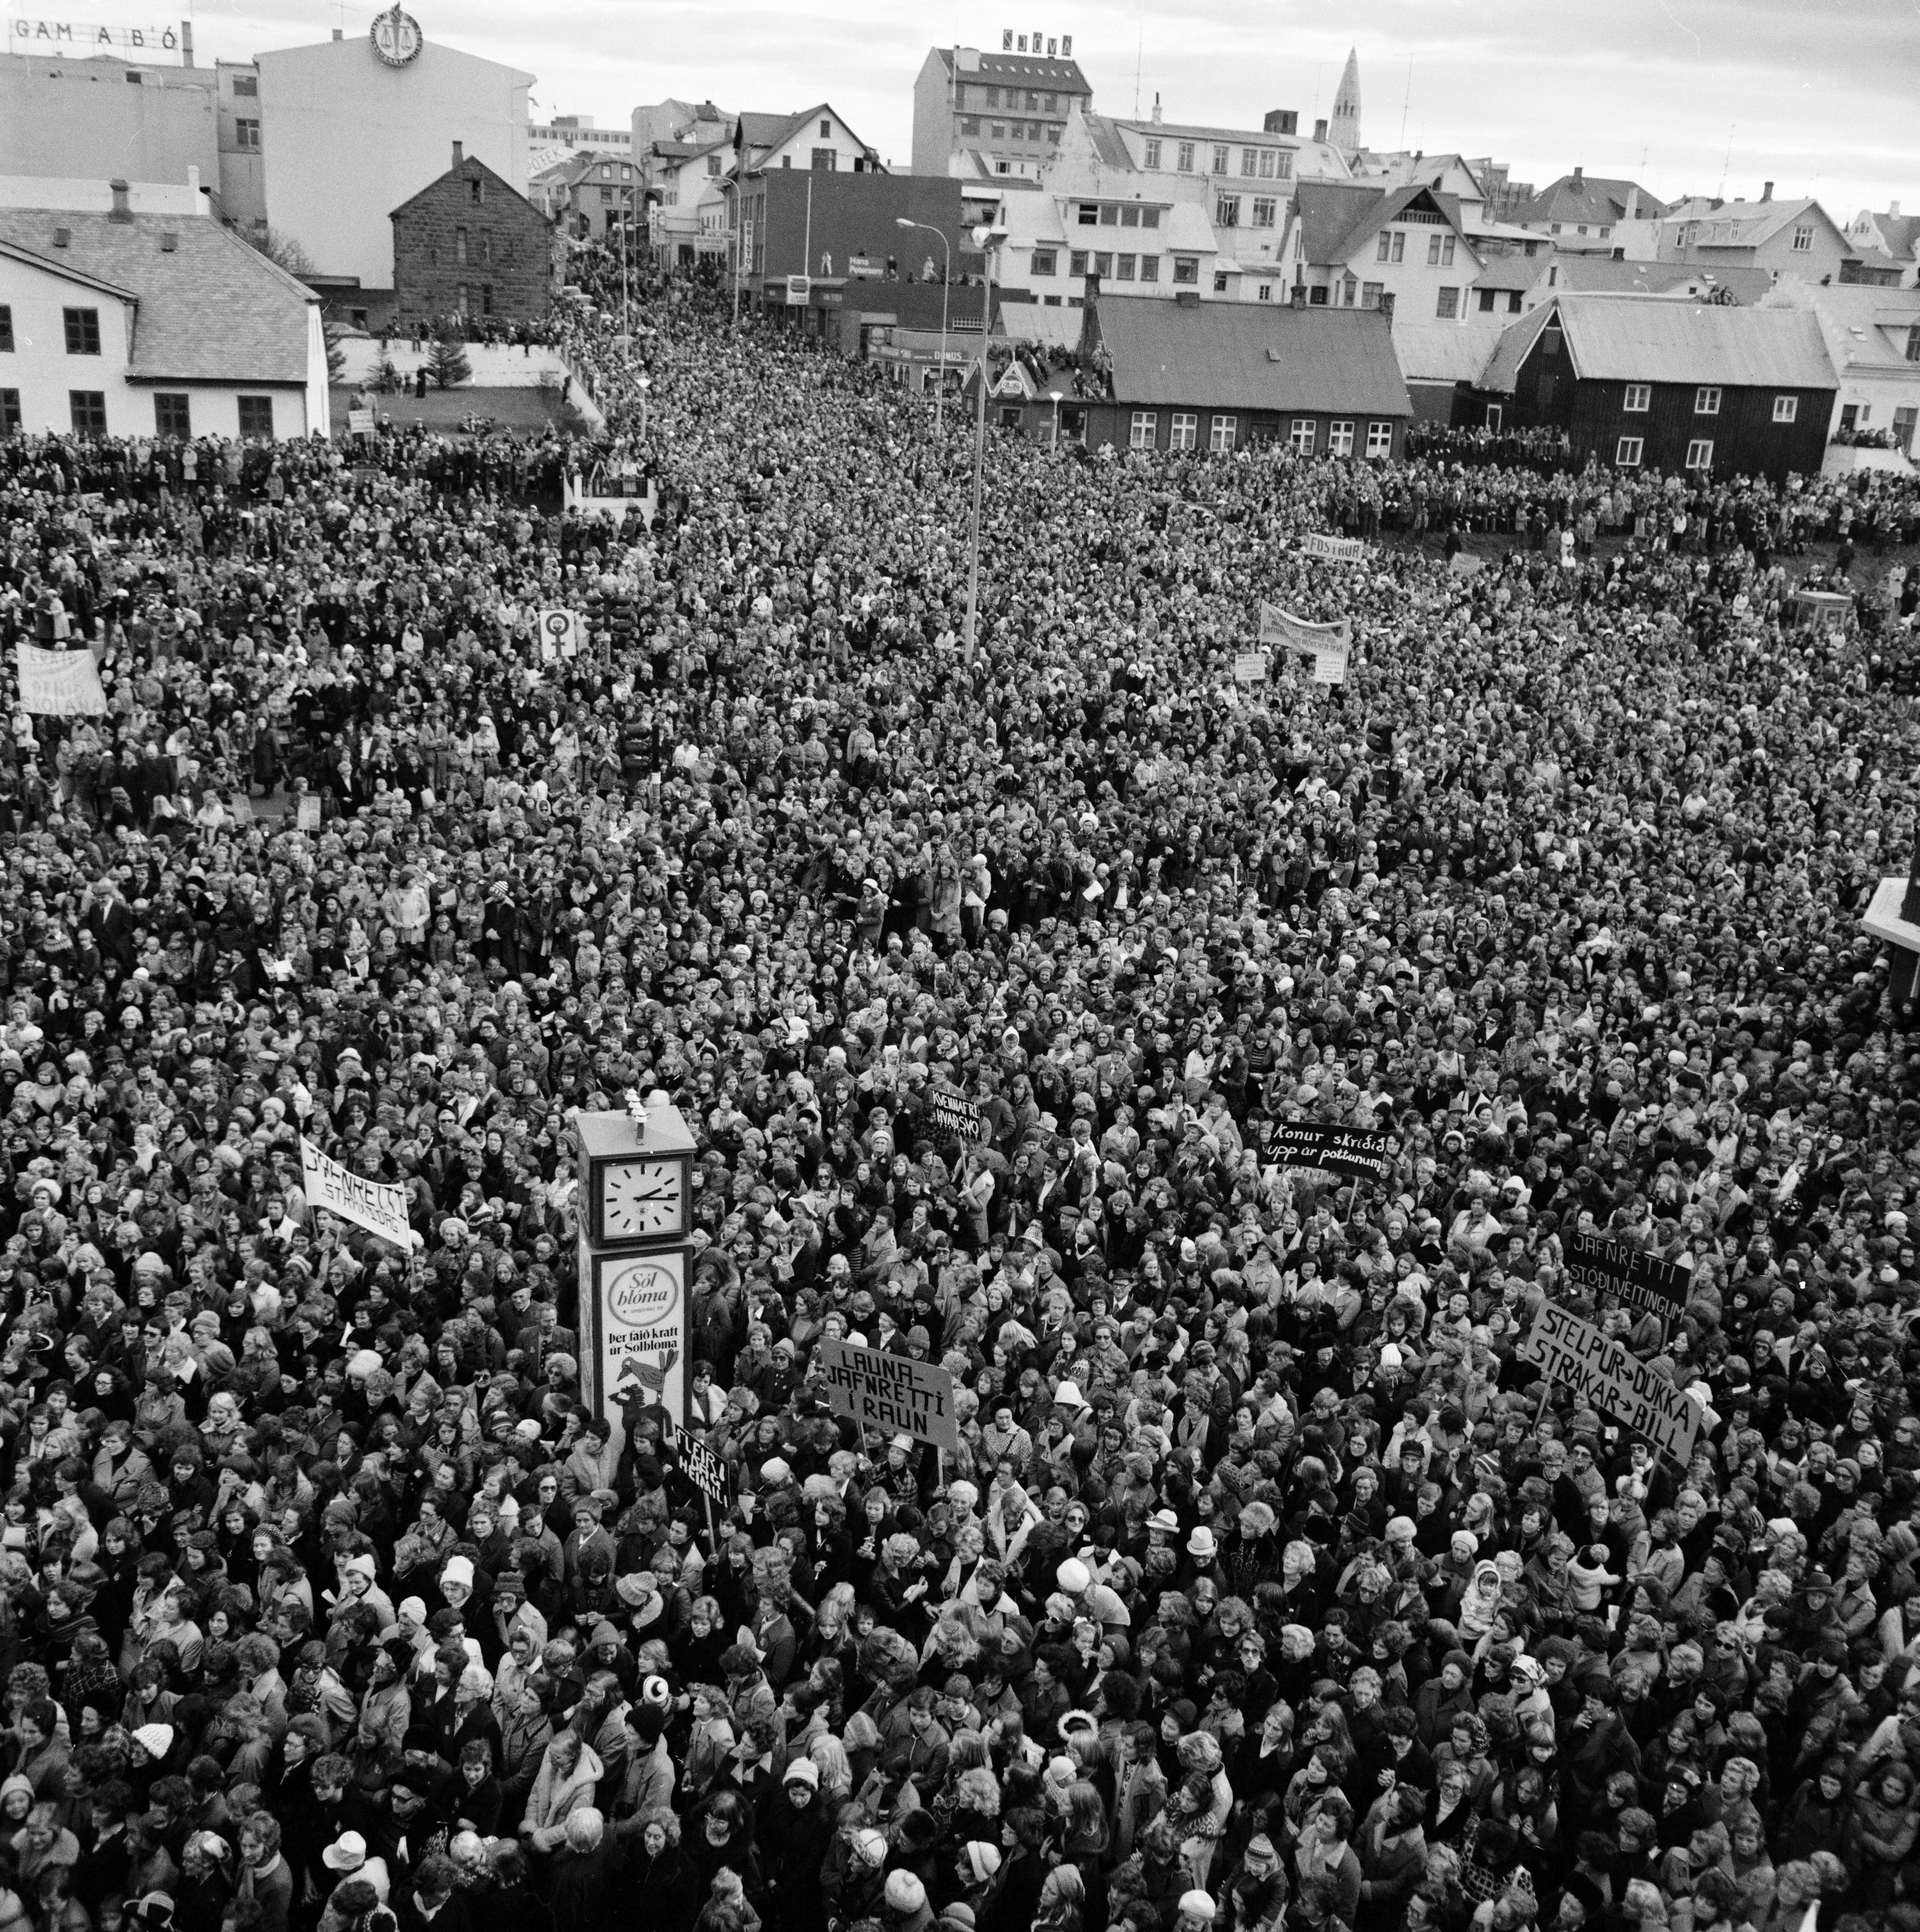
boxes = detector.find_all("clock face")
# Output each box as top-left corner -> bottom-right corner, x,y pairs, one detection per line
370,7 -> 423,66
599,1156 -> 685,1241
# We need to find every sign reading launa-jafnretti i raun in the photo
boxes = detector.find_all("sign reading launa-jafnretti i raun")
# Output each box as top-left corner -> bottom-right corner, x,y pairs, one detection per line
815,1337 -> 960,1452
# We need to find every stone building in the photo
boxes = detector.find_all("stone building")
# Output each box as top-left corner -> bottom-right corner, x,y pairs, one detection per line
390,142 -> 551,327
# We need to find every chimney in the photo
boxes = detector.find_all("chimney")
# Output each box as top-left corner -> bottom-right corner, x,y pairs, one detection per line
181,19 -> 193,64
1623,185 -> 1637,222
1151,93 -> 1161,125
1378,289 -> 1395,318
53,226 -> 71,248
1313,118 -> 1328,142
186,163 -> 201,203
1084,271 -> 1100,305
109,179 -> 133,223
1263,109 -> 1298,135
1572,165 -> 1584,189
1290,282 -> 1306,308
1761,180 -> 1773,202
452,140 -> 464,166
332,25 -> 342,37
1894,201 -> 1903,218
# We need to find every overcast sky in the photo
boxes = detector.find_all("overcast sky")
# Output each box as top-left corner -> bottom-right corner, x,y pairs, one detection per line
167,0 -> 1918,219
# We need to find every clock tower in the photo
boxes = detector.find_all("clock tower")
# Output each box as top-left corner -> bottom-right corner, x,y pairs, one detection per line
575,1098 -> 696,1427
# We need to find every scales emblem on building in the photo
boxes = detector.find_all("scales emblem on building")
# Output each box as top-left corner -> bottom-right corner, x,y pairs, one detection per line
369,5 -> 423,66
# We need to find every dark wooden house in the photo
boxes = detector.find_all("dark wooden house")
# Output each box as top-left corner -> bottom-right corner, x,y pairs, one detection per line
1470,294 -> 1835,481
390,142 -> 553,329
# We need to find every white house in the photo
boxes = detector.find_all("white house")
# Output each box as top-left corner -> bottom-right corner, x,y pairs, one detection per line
1762,280 -> 1920,453
0,184 -> 325,439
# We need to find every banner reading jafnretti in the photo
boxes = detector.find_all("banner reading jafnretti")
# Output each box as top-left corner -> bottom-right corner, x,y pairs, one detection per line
17,643 -> 107,716
1563,1227 -> 1689,1320
1519,1301 -> 1702,1465
1266,1120 -> 1395,1183
1258,605 -> 1351,685
301,1137 -> 414,1247
815,1337 -> 960,1452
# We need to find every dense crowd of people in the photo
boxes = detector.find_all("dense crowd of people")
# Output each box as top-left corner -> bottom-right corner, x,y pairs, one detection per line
0,234 -> 1918,1932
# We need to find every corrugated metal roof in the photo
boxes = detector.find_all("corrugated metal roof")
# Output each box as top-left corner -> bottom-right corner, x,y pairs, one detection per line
1098,300 -> 1411,415
1556,295 -> 1836,386
1477,303 -> 1556,394
998,304 -> 1083,350
1395,316 -> 1509,383
0,211 -> 313,385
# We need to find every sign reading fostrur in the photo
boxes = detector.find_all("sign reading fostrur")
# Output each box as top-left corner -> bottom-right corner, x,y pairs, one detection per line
816,1338 -> 960,1452
1266,1120 -> 1394,1182
1519,1302 -> 1702,1465
1563,1228 -> 1689,1320
300,1136 -> 414,1247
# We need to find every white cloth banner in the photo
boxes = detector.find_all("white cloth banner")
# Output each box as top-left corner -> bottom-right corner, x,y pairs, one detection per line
1298,532 -> 1368,562
300,1136 -> 413,1246
17,643 -> 107,715
1258,604 -> 1351,685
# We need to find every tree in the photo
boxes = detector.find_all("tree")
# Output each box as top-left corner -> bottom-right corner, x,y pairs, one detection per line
243,225 -> 316,279
323,319 -> 347,384
428,330 -> 472,390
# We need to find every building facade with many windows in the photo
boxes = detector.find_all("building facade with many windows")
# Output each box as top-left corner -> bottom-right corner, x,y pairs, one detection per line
912,45 -> 1091,181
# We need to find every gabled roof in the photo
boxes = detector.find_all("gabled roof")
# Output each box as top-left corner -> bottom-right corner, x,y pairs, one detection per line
736,103 -> 874,171
1395,315 -> 1509,384
1514,173 -> 1663,228
1105,116 -> 1352,181
0,233 -> 137,304
935,46 -> 1091,92
1082,115 -> 1134,172
0,211 -> 314,384
1478,303 -> 1557,393
389,154 -> 539,222
1481,294 -> 1836,393
1289,181 -> 1466,268
1546,257 -> 1775,304
1472,253 -> 1545,293
1093,300 -> 1412,415
1671,197 -> 1836,249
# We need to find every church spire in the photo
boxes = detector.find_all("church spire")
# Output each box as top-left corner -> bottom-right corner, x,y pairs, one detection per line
1330,46 -> 1361,155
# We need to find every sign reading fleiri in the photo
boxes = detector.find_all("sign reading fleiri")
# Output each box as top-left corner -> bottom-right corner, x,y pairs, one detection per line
1563,1227 -> 1689,1319
665,1417 -> 733,1506
300,1136 -> 414,1247
816,1337 -> 960,1452
1519,1302 -> 1702,1465
1265,1120 -> 1394,1182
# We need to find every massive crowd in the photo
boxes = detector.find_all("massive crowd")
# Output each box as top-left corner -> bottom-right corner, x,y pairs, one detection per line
0,234 -> 1917,1932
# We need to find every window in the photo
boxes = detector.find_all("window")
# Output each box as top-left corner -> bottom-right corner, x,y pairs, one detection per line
1623,383 -> 1650,413
1024,93 -> 1038,110
1138,256 -> 1159,283
1259,149 -> 1277,179
63,308 -> 101,355
1129,410 -> 1157,449
1356,280 -> 1383,308
982,87 -> 999,108
1116,255 -> 1136,281
1144,138 -> 1161,169
1772,394 -> 1797,423
990,123 -> 1006,141
819,117 -> 832,137
481,232 -> 492,266
153,392 -> 190,437
1172,256 -> 1199,286
1213,272 -> 1229,293
1484,404 -> 1502,432
0,390 -> 18,436
469,177 -> 484,204
1616,436 -> 1643,466
1908,324 -> 1920,362
1289,418 -> 1316,454
1257,283 -> 1273,301
1436,286 -> 1458,318
235,118 -> 261,150
0,307 -> 10,353
961,117 -> 980,136
1377,231 -> 1392,262
456,283 -> 469,312
1327,420 -> 1354,456
1094,252 -> 1113,278
1169,412 -> 1197,450
1177,141 -> 1195,172
1275,151 -> 1294,179
1216,195 -> 1241,228
231,73 -> 257,96
810,148 -> 836,171
1792,225 -> 1813,252
239,396 -> 274,439
1211,145 -> 1229,173
1366,421 -> 1394,458
707,155 -> 722,174
1478,288 -> 1498,313
1078,203 -> 1099,226
1694,386 -> 1721,415
600,187 -> 613,204
69,390 -> 107,435
1031,248 -> 1057,276
1142,208 -> 1160,229
1046,126 -> 1061,145
1252,198 -> 1277,228
1241,148 -> 1258,177
1209,415 -> 1237,453
1121,206 -> 1139,228
481,284 -> 494,315
1340,274 -> 1358,307
1426,232 -> 1456,267
1069,250 -> 1088,276
456,227 -> 469,265
1685,439 -> 1713,470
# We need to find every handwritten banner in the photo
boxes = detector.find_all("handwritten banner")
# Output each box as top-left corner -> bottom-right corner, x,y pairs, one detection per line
300,1136 -> 414,1247
1563,1228 -> 1689,1320
665,1417 -> 733,1507
1519,1301 -> 1702,1465
1258,605 -> 1351,685
16,644 -> 107,716
927,1087 -> 985,1150
815,1337 -> 959,1452
1265,1119 -> 1395,1182
1233,650 -> 1270,684
1297,532 -> 1368,563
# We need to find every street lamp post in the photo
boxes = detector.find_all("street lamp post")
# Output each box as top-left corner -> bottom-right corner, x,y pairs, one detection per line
894,217 -> 950,432
962,220 -> 1002,654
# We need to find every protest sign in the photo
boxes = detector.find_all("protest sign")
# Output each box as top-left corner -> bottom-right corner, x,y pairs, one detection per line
665,1417 -> 733,1507
1233,650 -> 1270,684
1258,605 -> 1351,685
301,1136 -> 414,1247
1563,1228 -> 1689,1321
927,1087 -> 985,1149
16,643 -> 107,716
816,1337 -> 960,1452
1519,1301 -> 1703,1465
538,608 -> 581,661
1298,532 -> 1368,562
296,795 -> 322,831
1265,1120 -> 1395,1182
1448,551 -> 1485,578
347,406 -> 375,436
